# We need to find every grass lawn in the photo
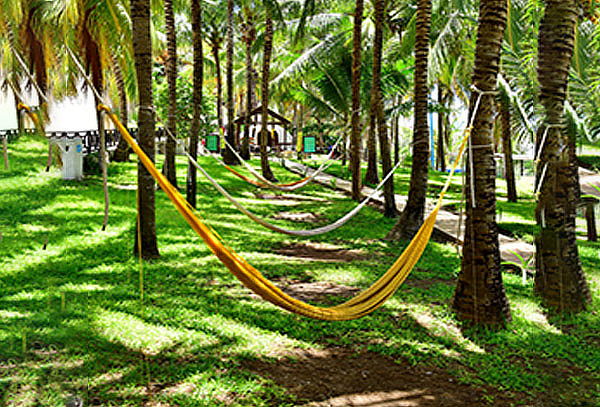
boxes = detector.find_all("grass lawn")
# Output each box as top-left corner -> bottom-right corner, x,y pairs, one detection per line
1,138 -> 598,406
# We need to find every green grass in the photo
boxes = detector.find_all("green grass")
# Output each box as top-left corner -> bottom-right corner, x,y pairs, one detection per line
1,139 -> 598,406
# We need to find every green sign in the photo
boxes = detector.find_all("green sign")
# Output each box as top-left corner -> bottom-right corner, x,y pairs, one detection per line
205,134 -> 219,152
303,136 -> 316,153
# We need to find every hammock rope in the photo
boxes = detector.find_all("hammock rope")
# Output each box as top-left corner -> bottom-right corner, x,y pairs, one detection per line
220,136 -> 344,191
160,125 -> 403,236
100,103 -> 471,320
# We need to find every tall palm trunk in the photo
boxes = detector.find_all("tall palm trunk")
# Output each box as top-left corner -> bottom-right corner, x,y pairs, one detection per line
132,0 -> 160,259
163,0 -> 178,187
187,0 -> 203,208
259,12 -> 276,181
241,14 -> 256,160
534,0 -> 590,312
373,0 -> 395,217
211,43 -> 224,130
223,0 -> 239,165
387,0 -> 431,238
112,57 -> 131,162
437,84 -> 446,172
499,98 -> 517,202
452,0 -> 510,326
350,0 -> 364,200
364,115 -> 379,184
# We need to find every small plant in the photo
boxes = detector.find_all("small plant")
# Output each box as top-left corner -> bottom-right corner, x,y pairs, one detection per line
330,178 -> 337,189
502,251 -> 534,285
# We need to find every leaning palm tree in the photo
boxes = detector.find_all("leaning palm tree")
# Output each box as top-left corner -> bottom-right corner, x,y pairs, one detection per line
387,0 -> 431,238
452,0 -> 511,326
131,0 -> 160,259
534,0 -> 590,312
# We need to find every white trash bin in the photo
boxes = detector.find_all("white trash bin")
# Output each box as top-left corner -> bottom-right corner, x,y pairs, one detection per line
54,138 -> 84,180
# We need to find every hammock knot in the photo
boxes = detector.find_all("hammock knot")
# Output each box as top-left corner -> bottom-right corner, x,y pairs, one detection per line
470,85 -> 498,96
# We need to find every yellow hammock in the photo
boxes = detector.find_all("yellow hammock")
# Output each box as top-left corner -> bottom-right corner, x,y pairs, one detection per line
100,104 -> 468,321
17,103 -> 42,129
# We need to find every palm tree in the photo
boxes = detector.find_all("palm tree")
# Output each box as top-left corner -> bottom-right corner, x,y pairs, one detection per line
387,0 -> 431,238
534,0 -> 590,312
187,0 -> 204,208
241,5 -> 257,160
452,0 -> 511,326
132,0 -> 160,259
111,54 -> 131,162
163,0 -> 178,187
350,0 -> 364,200
372,0 -> 395,217
259,6 -> 277,181
205,4 -> 226,131
222,0 -> 239,165
498,94 -> 517,202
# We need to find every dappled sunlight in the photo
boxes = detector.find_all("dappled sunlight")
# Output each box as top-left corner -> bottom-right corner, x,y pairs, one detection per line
56,283 -> 113,294
93,309 -> 218,356
195,314 -> 304,355
1,139 -> 598,406
510,297 -> 562,335
0,310 -> 32,319
406,305 -> 485,355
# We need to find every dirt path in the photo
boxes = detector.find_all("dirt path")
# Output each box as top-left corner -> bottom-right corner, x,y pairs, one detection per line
242,347 -> 514,406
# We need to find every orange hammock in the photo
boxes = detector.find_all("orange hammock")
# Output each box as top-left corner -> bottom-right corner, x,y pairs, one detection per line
100,104 -> 469,321
223,164 -> 310,188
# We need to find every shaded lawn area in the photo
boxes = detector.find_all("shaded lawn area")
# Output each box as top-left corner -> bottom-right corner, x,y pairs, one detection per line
1,139 -> 598,406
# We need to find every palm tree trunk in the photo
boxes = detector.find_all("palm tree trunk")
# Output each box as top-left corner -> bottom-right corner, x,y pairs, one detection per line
163,0 -> 178,187
452,0 -> 510,326
364,113 -> 379,185
393,114 -> 400,165
187,0 -> 203,208
132,0 -> 160,259
223,0 -> 239,165
241,19 -> 255,161
500,99 -> 517,202
96,105 -> 110,231
373,0 -> 395,217
534,0 -> 590,312
259,12 -> 276,181
112,57 -> 131,162
212,44 -> 224,131
387,0 -> 431,239
350,0 -> 364,200
437,85 -> 446,172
